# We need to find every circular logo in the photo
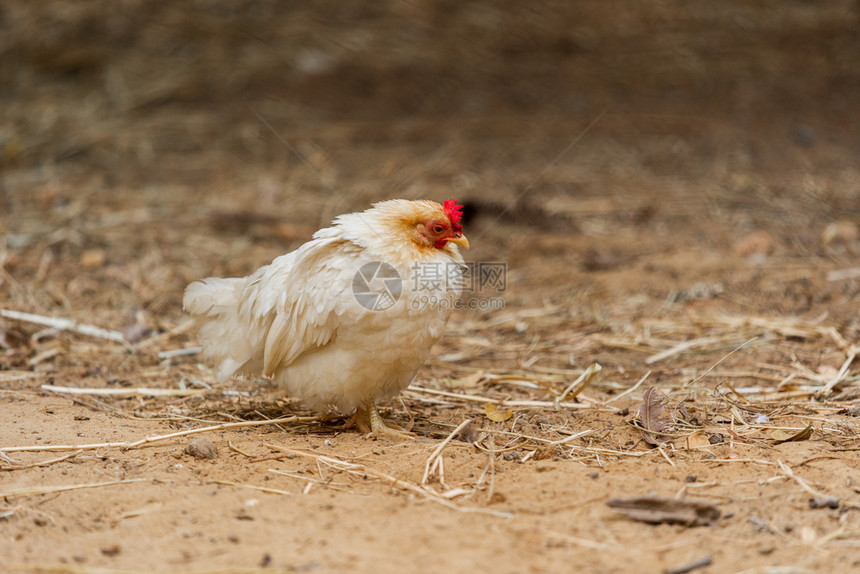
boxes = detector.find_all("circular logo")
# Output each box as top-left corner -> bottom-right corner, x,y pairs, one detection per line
352,261 -> 402,311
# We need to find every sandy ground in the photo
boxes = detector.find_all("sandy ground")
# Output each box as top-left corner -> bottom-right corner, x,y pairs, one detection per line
3,2 -> 860,573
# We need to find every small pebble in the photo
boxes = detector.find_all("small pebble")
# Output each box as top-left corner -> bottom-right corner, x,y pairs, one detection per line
184,437 -> 218,460
809,497 -> 839,509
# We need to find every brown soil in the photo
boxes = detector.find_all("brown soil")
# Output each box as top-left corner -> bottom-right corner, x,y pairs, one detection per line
3,2 -> 860,573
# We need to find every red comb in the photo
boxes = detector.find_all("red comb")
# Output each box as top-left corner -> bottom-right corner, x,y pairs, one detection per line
443,199 -> 464,233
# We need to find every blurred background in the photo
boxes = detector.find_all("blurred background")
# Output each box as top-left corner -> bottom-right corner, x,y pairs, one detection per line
1,0 -> 859,332
5,5 -> 860,570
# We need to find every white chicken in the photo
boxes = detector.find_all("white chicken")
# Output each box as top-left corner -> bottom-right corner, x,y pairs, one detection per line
183,199 -> 469,439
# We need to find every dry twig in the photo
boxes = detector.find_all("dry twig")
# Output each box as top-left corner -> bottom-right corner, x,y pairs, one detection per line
0,450 -> 81,471
264,444 -> 512,518
1,416 -> 320,453
41,384 -> 203,397
210,480 -> 292,496
554,362 -> 602,408
0,309 -> 126,343
0,478 -> 145,500
605,370 -> 650,404
422,419 -> 473,485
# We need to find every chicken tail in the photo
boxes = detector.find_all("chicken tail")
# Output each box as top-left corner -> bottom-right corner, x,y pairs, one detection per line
183,277 -> 245,317
184,277 -> 260,382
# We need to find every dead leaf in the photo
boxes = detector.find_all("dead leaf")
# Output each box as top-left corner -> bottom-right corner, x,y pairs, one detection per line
485,403 -> 512,422
771,425 -> 813,444
638,387 -> 669,445
606,496 -> 720,526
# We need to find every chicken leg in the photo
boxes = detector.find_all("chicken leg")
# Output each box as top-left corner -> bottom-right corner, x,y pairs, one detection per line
352,401 -> 415,441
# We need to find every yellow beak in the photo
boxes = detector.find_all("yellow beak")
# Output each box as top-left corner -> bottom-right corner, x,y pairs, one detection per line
447,234 -> 470,250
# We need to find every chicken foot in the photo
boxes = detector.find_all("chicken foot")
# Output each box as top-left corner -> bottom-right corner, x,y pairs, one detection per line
351,401 -> 415,441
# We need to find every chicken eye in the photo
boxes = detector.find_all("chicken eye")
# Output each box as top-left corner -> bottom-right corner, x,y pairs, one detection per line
432,224 -> 445,233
